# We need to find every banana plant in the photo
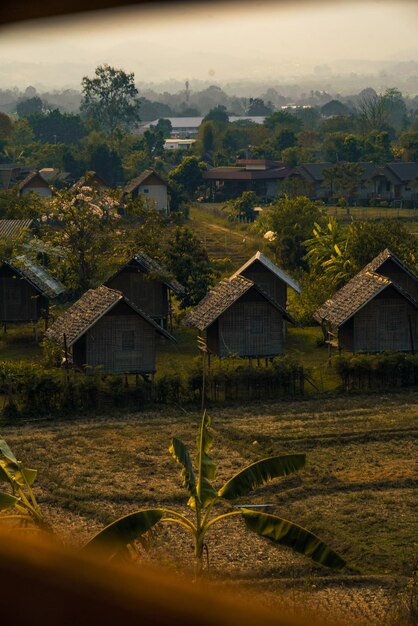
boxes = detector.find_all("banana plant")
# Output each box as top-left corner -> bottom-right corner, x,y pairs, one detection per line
0,438 -> 48,530
83,412 -> 346,577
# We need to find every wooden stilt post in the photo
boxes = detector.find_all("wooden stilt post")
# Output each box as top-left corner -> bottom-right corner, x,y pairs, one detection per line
63,333 -> 70,384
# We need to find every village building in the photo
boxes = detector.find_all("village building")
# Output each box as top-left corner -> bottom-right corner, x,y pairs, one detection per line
203,159 -> 290,200
124,169 -> 169,213
230,251 -> 301,309
46,285 -> 174,375
0,165 -> 52,198
314,252 -> 418,354
164,138 -> 196,151
184,275 -> 296,359
18,171 -> 52,198
364,162 -> 418,204
0,255 -> 65,329
105,251 -> 183,329
286,163 -> 332,200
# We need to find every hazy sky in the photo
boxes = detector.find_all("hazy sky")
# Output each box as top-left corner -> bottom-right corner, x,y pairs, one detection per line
1,0 -> 418,89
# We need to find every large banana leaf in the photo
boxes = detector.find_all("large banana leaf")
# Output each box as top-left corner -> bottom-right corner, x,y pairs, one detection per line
218,454 -> 306,501
82,509 -> 164,556
241,509 -> 346,569
0,492 -> 19,511
0,439 -> 18,465
169,437 -> 197,508
0,460 -> 37,488
196,411 -> 217,509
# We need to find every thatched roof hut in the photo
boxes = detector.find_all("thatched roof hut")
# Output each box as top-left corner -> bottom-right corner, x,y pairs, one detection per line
184,275 -> 295,358
314,257 -> 418,354
46,285 -> 174,374
105,251 -> 183,328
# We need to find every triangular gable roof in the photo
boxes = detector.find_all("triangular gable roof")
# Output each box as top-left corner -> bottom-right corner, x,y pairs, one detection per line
18,171 -> 50,191
124,169 -> 167,194
291,163 -> 333,182
314,271 -> 418,328
361,248 -> 418,283
6,255 -> 66,299
184,275 -> 296,331
386,162 -> 418,183
46,285 -> 174,348
106,251 -> 184,295
230,251 -> 301,293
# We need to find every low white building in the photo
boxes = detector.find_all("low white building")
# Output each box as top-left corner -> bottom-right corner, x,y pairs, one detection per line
124,169 -> 169,213
164,138 -> 196,151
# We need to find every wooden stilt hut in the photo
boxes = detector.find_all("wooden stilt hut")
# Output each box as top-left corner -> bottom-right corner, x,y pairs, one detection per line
184,275 -> 296,359
0,255 -> 65,328
105,252 -> 183,329
46,285 -> 174,374
314,264 -> 418,354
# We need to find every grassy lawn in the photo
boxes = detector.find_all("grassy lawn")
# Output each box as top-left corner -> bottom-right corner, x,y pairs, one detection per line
2,392 -> 417,624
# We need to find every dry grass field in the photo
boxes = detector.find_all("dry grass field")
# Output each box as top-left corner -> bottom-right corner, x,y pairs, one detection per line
2,391 -> 417,625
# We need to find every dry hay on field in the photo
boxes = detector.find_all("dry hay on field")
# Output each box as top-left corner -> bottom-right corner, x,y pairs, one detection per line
2,391 -> 417,626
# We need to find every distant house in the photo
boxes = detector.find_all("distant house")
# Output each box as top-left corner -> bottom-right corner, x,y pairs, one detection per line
184,275 -> 296,359
105,251 -> 184,328
314,251 -> 418,353
286,163 -> 333,199
164,139 -> 196,151
18,171 -> 52,198
230,251 -> 301,309
0,255 -> 65,328
203,160 -> 290,200
124,169 -> 169,213
46,285 -> 174,375
365,162 -> 418,203
0,166 -> 52,198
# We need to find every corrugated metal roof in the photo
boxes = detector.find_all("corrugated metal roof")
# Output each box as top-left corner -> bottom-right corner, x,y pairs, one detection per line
7,255 -> 66,298
0,219 -> 33,239
230,251 -> 301,293
46,285 -> 174,347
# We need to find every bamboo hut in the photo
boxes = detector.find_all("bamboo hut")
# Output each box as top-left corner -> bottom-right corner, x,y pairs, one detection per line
184,275 -> 296,359
314,270 -> 418,354
230,251 -> 300,308
105,252 -> 183,328
0,256 -> 65,329
46,285 -> 174,374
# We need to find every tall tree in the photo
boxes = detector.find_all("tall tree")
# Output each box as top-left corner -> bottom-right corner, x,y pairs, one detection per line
165,227 -> 213,308
81,64 -> 141,134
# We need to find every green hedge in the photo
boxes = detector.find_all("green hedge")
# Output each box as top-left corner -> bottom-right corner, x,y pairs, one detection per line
0,356 -> 305,419
335,353 -> 418,391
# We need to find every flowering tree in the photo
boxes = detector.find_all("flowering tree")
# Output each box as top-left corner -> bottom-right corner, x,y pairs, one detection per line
41,185 -> 122,293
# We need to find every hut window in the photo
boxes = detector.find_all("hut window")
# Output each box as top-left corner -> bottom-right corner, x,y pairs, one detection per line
121,330 -> 135,351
